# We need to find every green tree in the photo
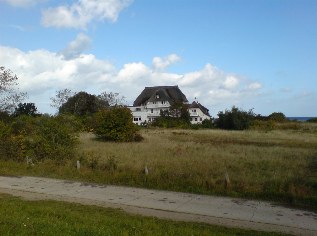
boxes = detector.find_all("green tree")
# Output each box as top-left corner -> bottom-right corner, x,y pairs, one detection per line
93,107 -> 141,142
0,66 -> 27,113
215,106 -> 255,130
268,112 -> 287,122
152,101 -> 191,128
14,103 -> 38,117
59,91 -> 108,116
169,101 -> 190,122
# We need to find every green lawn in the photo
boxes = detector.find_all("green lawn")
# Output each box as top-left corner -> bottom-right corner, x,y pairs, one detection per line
0,194 -> 286,236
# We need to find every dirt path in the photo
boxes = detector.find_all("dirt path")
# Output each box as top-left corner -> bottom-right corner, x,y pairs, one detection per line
0,176 -> 316,235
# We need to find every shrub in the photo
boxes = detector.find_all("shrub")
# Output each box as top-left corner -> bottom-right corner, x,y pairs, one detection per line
215,106 -> 255,130
307,117 -> 317,123
93,107 -> 142,142
0,116 -> 78,162
201,118 -> 214,129
268,112 -> 287,122
152,117 -> 191,129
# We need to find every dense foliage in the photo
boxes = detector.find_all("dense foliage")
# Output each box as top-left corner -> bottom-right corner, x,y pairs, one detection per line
93,107 -> 142,142
307,117 -> 317,123
59,91 -> 108,116
152,102 -> 191,128
268,112 -> 287,122
14,102 -> 38,117
215,106 -> 255,130
0,115 -> 79,162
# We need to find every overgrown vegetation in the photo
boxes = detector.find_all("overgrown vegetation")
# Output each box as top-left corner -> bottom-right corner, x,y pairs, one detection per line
0,115 -> 79,162
1,126 -> 316,210
0,194 -> 282,236
307,117 -> 317,123
215,106 -> 255,130
93,107 -> 143,142
152,101 -> 191,128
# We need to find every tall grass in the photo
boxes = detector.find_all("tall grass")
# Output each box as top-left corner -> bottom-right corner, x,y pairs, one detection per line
76,128 -> 317,208
1,126 -> 316,209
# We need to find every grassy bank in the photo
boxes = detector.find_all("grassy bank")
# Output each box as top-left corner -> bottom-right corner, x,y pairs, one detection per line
1,127 -> 316,210
0,194 -> 285,236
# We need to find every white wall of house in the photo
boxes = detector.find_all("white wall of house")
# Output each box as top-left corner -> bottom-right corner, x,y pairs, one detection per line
130,101 -> 210,125
189,108 -> 210,124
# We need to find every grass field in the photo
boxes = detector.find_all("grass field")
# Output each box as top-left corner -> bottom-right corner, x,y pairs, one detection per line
0,126 -> 316,210
0,193 -> 285,236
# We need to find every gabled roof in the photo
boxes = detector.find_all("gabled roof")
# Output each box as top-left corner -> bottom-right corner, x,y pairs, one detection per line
189,101 -> 210,116
133,86 -> 188,106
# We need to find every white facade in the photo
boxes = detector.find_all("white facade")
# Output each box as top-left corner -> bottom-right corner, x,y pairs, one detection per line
129,101 -> 210,125
189,108 -> 211,124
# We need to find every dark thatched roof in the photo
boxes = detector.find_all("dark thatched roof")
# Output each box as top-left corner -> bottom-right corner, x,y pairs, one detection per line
189,101 -> 210,116
133,86 -> 188,106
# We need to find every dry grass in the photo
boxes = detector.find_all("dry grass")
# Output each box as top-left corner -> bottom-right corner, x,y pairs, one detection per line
77,128 -> 317,208
1,126 -> 316,209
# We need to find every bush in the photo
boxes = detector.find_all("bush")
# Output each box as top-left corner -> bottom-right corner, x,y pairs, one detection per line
152,117 -> 191,129
215,106 -> 255,130
307,117 -> 317,123
201,118 -> 214,129
0,116 -> 78,162
93,107 -> 142,142
268,112 -> 287,122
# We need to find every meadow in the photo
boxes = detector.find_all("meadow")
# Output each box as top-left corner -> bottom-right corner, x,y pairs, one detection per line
1,124 -> 316,210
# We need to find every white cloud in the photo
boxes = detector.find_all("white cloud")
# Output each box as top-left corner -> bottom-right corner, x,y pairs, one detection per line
152,54 -> 181,71
248,82 -> 262,90
0,45 -> 264,115
223,75 -> 239,89
2,0 -> 43,7
41,0 -> 133,29
117,62 -> 150,82
60,33 -> 91,60
0,46 -> 115,112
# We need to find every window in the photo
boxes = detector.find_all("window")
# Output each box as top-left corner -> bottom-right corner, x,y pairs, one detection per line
133,118 -> 139,121
149,118 -> 151,121
136,108 -> 141,111
153,101 -> 156,104
200,118 -> 202,121
192,109 -> 196,112
161,101 -> 165,104
195,118 -> 197,121
139,117 -> 142,121
151,109 -> 153,113
156,94 -> 159,99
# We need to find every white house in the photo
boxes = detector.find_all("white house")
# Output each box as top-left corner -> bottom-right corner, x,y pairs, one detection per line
129,86 -> 211,125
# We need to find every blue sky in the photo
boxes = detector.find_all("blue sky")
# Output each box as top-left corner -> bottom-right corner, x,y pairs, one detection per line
0,0 -> 316,116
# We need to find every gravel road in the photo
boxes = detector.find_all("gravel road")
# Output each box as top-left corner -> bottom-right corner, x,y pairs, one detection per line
0,176 -> 316,235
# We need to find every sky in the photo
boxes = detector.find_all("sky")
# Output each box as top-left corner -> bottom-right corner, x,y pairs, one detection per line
0,0 -> 316,117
